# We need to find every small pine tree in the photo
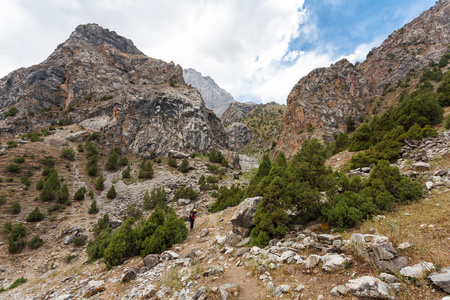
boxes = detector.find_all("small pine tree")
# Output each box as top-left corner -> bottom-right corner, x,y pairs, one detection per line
179,159 -> 189,173
95,174 -> 105,191
26,207 -> 44,222
11,202 -> 21,214
88,200 -> 99,214
138,160 -> 154,179
57,184 -> 70,204
105,151 -> 119,170
74,186 -> 87,201
122,165 -> 131,179
107,185 -> 117,199
143,190 -> 152,210
168,157 -> 177,168
28,235 -> 44,249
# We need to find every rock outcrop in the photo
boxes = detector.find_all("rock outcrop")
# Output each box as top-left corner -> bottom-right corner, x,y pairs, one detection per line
277,0 -> 450,158
0,24 -> 229,155
183,68 -> 236,117
225,122 -> 255,152
231,196 -> 262,236
220,101 -> 257,126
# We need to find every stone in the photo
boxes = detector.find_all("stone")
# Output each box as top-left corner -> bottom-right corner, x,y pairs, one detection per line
54,295 -> 73,300
234,247 -> 249,257
84,280 -> 106,298
193,287 -> 207,300
143,254 -> 160,269
200,228 -> 209,238
336,285 -> 349,295
64,235 -> 76,245
267,282 -> 275,293
279,284 -> 291,293
294,284 -> 305,292
178,198 -> 191,206
397,242 -> 412,250
161,250 -> 179,260
428,267 -> 450,293
346,276 -> 396,300
434,169 -> 448,176
426,181 -> 434,190
219,283 -> 238,300
304,254 -> 321,269
278,250 -> 297,263
330,287 -> 340,297
236,237 -> 250,247
168,150 -> 189,159
380,273 -> 399,283
400,261 -> 435,279
121,267 -> 136,283
230,196 -> 263,236
321,253 -> 352,272
413,162 -> 431,172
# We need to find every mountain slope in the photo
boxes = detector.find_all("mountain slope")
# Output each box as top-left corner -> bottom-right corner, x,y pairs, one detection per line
278,0 -> 450,158
183,68 -> 236,117
0,24 -> 228,155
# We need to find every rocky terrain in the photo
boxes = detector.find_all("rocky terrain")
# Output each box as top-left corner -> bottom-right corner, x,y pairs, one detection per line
277,0 -> 450,158
220,102 -> 257,126
183,68 -> 236,118
0,24 -> 229,156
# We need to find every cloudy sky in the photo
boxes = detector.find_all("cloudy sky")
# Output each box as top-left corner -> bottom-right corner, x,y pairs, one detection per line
0,0 -> 437,104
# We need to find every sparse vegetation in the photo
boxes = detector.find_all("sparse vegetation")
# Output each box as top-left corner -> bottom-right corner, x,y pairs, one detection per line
26,207 -> 44,222
88,200 -> 99,214
28,235 -> 44,249
60,147 -> 75,160
107,185 -> 117,199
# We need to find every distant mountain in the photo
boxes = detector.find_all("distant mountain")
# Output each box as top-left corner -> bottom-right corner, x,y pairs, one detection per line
0,24 -> 228,155
220,102 -> 258,126
277,0 -> 450,158
183,68 -> 236,117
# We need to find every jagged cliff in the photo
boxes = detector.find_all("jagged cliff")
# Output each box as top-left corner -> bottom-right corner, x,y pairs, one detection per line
220,101 -> 257,126
183,68 -> 236,117
278,0 -> 450,158
0,24 -> 228,155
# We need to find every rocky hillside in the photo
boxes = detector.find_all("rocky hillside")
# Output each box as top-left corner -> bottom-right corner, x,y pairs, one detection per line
183,68 -> 236,117
0,24 -> 228,156
278,0 -> 450,158
220,101 -> 257,126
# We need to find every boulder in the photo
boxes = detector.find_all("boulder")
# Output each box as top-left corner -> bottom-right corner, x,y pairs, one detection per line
168,150 -> 189,159
321,253 -> 352,272
351,233 -> 408,273
221,149 -> 241,170
400,262 -> 435,279
231,196 -> 263,236
428,267 -> 450,293
278,250 -> 297,263
161,250 -> 179,261
345,276 -> 396,300
413,162 -> 431,172
380,273 -> 399,283
304,254 -> 321,269
121,267 -> 137,283
219,283 -> 239,300
200,228 -> 209,238
143,254 -> 160,269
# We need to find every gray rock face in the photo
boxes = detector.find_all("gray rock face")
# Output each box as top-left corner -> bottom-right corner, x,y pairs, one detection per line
143,254 -> 160,269
321,253 -> 352,272
351,233 -> 408,274
399,261 -> 435,279
225,122 -> 255,152
345,276 -> 396,300
231,196 -> 263,236
428,267 -> 450,293
183,68 -> 235,118
0,24 -> 228,155
221,102 -> 258,126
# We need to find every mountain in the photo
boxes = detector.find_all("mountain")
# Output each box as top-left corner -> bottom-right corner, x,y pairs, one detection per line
220,101 -> 258,126
0,24 -> 228,156
277,0 -> 450,158
183,68 -> 236,117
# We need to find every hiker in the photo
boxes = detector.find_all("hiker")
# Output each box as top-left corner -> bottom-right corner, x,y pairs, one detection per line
188,208 -> 196,230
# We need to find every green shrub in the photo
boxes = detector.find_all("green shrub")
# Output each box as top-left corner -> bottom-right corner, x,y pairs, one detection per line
123,204 -> 142,220
57,184 -> 70,204
107,185 -> 117,199
73,236 -> 86,246
95,174 -> 105,191
438,55 -> 449,68
208,165 -> 225,175
119,156 -> 128,166
26,207 -> 44,222
87,227 -> 113,262
94,213 -> 110,235
144,187 -> 167,210
168,157 -> 177,168
28,235 -> 44,249
7,163 -> 20,173
122,165 -> 131,179
174,186 -> 197,200
138,160 -> 154,179
78,144 -> 84,152
88,200 -> 99,214
11,202 -> 21,214
8,223 -> 26,253
179,158 -> 189,173
0,196 -> 6,204
198,175 -> 205,186
60,148 -> 75,160
4,107 -> 19,117
4,221 -> 12,232
103,217 -> 138,269
210,185 -> 245,213
6,140 -> 18,148
21,176 -> 31,186
8,277 -> 27,290
206,176 -> 219,184
445,116 -> 450,130
105,151 -> 119,170
13,156 -> 25,163
74,186 -> 87,201
47,204 -> 65,213
89,132 -> 100,140
43,158 -> 55,167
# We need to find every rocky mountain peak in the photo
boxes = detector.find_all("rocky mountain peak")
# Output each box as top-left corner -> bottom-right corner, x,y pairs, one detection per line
60,23 -> 143,55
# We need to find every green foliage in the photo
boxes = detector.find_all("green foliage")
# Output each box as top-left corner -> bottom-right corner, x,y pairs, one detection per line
6,140 -> 18,148
206,176 -> 219,184
198,175 -> 206,186
28,235 -> 44,249
4,107 -> 19,117
210,185 -> 245,213
47,204 -> 65,213
327,132 -> 350,155
437,71 -> 450,107
106,151 -> 119,170
445,116 -> 450,130
88,200 -> 99,214
78,144 -> 84,152
392,93 -> 443,129
43,157 -> 55,167
103,217 -> 138,269
4,221 -> 12,232
246,154 -> 271,197
0,196 -> 6,204
138,160 -> 154,179
168,157 -> 177,168
57,184 -> 70,205
74,186 -> 87,201
179,158 -> 189,173
22,131 -> 43,142
95,174 -> 105,191
87,227 -> 113,262
122,165 -> 131,179
86,141 -> 99,177
89,132 -> 100,140
208,148 -> 226,165
7,163 -> 20,173
11,202 -> 21,214
21,176 -> 31,186
346,116 -> 356,132
144,187 -> 167,210
26,207 -> 44,222
438,55 -> 449,68
74,236 -> 86,246
174,186 -> 197,200
13,156 -> 25,163
207,164 -> 225,175
60,148 -> 75,160
123,204 -> 142,220
119,156 -> 128,166
107,185 -> 117,199
94,213 -> 110,235
8,277 -> 27,290
8,223 -> 26,253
